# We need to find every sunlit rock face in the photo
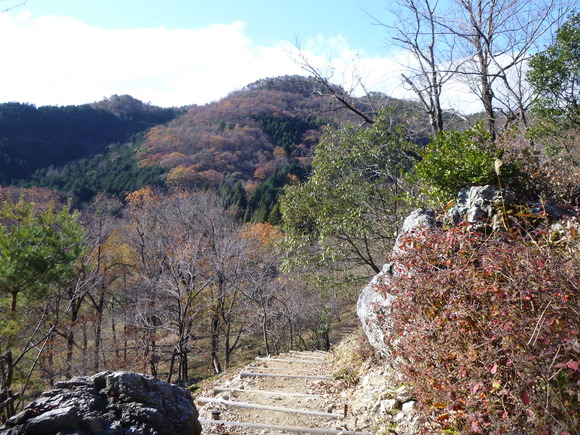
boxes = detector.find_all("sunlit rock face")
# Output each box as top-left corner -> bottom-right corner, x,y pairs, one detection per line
357,208 -> 436,358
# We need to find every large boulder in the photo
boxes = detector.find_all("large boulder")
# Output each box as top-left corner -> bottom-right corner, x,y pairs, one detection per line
357,209 -> 436,358
356,261 -> 397,357
0,371 -> 202,435
357,186 -> 572,358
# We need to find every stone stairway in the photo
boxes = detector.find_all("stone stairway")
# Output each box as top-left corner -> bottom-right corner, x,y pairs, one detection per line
196,350 -> 372,434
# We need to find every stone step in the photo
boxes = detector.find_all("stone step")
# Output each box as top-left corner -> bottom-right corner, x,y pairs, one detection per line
247,365 -> 324,374
287,350 -> 327,359
255,356 -> 326,364
240,371 -> 333,381
213,387 -> 322,398
199,418 -> 372,434
196,397 -> 341,418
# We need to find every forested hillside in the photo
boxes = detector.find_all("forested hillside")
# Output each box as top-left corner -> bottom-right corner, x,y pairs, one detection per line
1,75 -> 430,220
0,95 -> 180,184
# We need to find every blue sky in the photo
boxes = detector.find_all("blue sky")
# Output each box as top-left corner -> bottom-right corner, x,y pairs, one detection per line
15,0 -> 392,55
0,0 -> 480,111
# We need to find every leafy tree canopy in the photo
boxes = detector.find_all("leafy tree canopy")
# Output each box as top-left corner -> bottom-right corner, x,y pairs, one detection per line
527,12 -> 580,129
527,12 -> 580,157
27,142 -> 165,202
0,98 -> 178,184
280,109 -> 416,279
0,198 -> 86,314
409,123 -> 523,203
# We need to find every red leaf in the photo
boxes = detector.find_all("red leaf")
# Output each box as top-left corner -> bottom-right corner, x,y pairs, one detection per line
566,361 -> 579,371
491,363 -> 498,374
472,382 -> 483,394
520,392 -> 531,405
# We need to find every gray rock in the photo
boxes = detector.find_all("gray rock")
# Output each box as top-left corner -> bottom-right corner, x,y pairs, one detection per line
394,386 -> 412,403
448,186 -> 569,230
447,185 -> 500,224
393,411 -> 406,423
379,398 -> 399,414
447,185 -> 519,231
24,406 -> 81,435
357,209 -> 436,358
530,201 -> 565,221
356,261 -> 397,358
0,371 -> 202,435
399,208 -> 436,235
402,400 -> 416,413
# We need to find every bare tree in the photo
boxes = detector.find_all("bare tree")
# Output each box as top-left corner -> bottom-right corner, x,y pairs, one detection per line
125,190 -> 216,380
125,189 -> 258,377
197,199 -> 248,373
444,0 -> 574,136
381,0 -> 458,133
292,47 -> 377,125
381,0 -> 573,136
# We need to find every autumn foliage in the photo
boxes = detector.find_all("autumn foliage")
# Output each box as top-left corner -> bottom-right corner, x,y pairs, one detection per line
136,76 -> 363,190
378,225 -> 580,433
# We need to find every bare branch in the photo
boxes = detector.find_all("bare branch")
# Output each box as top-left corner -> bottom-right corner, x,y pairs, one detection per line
292,46 -> 376,125
1,0 -> 26,13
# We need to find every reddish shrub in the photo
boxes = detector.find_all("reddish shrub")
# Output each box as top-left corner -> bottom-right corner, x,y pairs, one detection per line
378,226 -> 579,433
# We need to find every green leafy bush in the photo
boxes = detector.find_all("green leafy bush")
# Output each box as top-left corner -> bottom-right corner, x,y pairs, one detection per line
280,109 -> 415,277
378,226 -> 579,433
411,124 -> 518,202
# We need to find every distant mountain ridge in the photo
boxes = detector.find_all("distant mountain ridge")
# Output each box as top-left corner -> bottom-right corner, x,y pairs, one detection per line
0,76 -> 426,211
0,94 -> 181,184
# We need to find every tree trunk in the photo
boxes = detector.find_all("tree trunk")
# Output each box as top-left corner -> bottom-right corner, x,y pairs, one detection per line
10,290 -> 17,314
262,311 -> 270,356
149,329 -> 158,377
211,310 -> 222,374
65,298 -> 80,378
481,75 -> 496,139
167,351 -> 176,383
177,339 -> 188,382
0,351 -> 14,392
111,316 -> 119,359
93,291 -> 105,372
82,322 -> 88,371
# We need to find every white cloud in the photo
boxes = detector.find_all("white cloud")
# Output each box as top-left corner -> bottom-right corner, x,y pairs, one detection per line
0,14 -> 303,107
0,13 -> 481,113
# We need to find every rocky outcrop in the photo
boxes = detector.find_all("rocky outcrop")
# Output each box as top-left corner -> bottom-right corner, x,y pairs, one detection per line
447,185 -> 506,225
356,262 -> 397,358
357,185 -> 572,358
359,187 -> 518,357
357,209 -> 436,358
0,371 -> 202,435
447,184 -> 565,228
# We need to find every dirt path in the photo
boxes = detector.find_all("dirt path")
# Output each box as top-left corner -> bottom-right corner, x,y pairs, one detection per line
196,348 -> 371,434
194,315 -> 376,434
